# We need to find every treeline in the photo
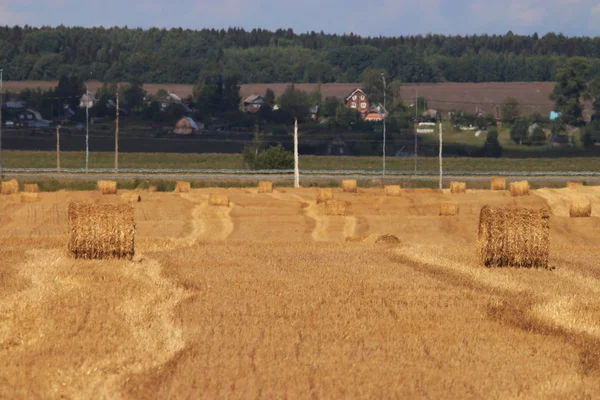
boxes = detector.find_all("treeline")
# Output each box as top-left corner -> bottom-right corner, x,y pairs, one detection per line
3,26 -> 600,83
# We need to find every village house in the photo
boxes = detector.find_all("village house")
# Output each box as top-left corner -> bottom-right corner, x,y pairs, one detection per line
160,92 -> 183,110
364,103 -> 388,122
242,94 -> 266,113
79,93 -> 97,109
345,88 -> 370,117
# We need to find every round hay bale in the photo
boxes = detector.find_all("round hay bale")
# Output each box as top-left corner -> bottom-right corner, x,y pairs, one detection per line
342,180 -> 357,193
566,181 -> 583,189
120,193 -> 142,204
21,192 -> 39,203
258,181 -> 273,193
490,177 -> 506,191
325,200 -> 348,216
209,193 -> 230,207
439,201 -> 459,216
67,202 -> 136,260
174,181 -> 191,193
24,183 -> 40,193
509,181 -> 530,197
569,199 -> 591,218
450,181 -> 466,194
384,185 -> 401,196
316,188 -> 333,204
1,179 -> 19,195
375,234 -> 401,244
477,205 -> 550,268
97,180 -> 117,195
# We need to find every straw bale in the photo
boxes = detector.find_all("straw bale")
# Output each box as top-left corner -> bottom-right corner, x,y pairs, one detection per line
120,193 -> 142,204
566,181 -> 583,189
569,199 -> 591,218
67,202 -> 135,260
477,206 -> 550,268
384,185 -> 401,196
490,177 -> 506,191
1,179 -> 19,195
342,180 -> 358,193
375,234 -> 401,244
97,180 -> 117,195
174,181 -> 191,193
316,188 -> 334,204
450,181 -> 467,194
258,181 -> 273,193
439,201 -> 459,216
24,184 -> 40,193
21,193 -> 39,203
209,193 -> 230,207
325,200 -> 347,216
509,181 -> 530,197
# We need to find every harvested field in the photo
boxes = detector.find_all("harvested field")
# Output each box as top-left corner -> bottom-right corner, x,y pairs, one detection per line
1,186 -> 600,398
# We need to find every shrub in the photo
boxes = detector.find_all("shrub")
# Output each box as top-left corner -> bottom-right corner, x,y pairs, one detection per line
530,125 -> 547,146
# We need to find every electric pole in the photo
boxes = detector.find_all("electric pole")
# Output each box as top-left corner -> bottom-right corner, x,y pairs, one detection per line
115,87 -> 119,171
439,121 -> 443,190
382,73 -> 387,179
294,118 -> 299,188
0,69 -> 3,176
414,84 -> 418,175
85,82 -> 89,173
56,125 -> 61,171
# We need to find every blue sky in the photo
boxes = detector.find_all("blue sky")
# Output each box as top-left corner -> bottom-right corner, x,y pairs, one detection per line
2,0 -> 600,37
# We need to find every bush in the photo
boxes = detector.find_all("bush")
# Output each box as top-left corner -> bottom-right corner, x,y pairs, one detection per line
243,144 -> 294,170
530,125 -> 547,146
478,127 -> 502,157
510,119 -> 529,144
581,121 -> 600,148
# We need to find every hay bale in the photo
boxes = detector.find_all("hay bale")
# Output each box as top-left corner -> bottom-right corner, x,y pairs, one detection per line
21,193 -> 39,203
569,199 -> 591,218
1,179 -> 19,195
566,181 -> 583,189
325,200 -> 347,216
439,201 -> 459,216
97,180 -> 117,195
384,185 -> 401,196
24,183 -> 40,193
342,180 -> 357,193
375,234 -> 401,244
450,181 -> 466,194
316,188 -> 333,204
490,177 -> 506,191
174,181 -> 191,193
509,181 -> 530,197
477,206 -> 550,268
120,193 -> 142,204
67,202 -> 135,260
209,193 -> 230,207
258,181 -> 273,193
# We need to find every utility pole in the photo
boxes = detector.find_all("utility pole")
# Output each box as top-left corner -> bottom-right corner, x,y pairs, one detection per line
85,82 -> 89,173
294,118 -> 299,188
115,88 -> 119,171
439,121 -> 443,190
414,84 -> 418,175
381,73 -> 387,179
56,125 -> 61,171
0,69 -> 3,176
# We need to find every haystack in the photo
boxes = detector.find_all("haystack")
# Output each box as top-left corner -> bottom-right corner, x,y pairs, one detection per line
24,184 -> 40,193
490,177 -> 506,191
450,181 -> 466,194
566,181 -> 583,189
439,201 -> 459,216
98,180 -> 117,195
375,234 -> 401,244
21,193 -> 39,203
209,193 -> 230,207
1,179 -> 19,195
316,188 -> 333,204
384,185 -> 401,196
67,202 -> 135,260
477,206 -> 550,268
258,181 -> 273,193
325,200 -> 347,216
569,199 -> 591,218
342,180 -> 358,193
174,181 -> 191,193
120,193 -> 142,204
509,181 -> 530,197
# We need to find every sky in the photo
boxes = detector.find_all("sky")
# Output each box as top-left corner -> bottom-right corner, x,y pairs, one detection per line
1,0 -> 600,37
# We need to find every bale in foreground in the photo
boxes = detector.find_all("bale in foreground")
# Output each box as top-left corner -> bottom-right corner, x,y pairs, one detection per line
175,181 -> 191,193
384,185 -> 401,196
439,201 -> 459,216
490,177 -> 506,191
325,200 -> 347,216
209,193 -> 230,207
316,188 -> 333,204
570,199 -> 591,218
510,181 -> 530,197
98,180 -> 117,195
450,181 -> 466,194
342,180 -> 358,193
1,179 -> 19,195
24,183 -> 40,193
477,206 -> 550,268
68,202 -> 135,260
258,181 -> 273,193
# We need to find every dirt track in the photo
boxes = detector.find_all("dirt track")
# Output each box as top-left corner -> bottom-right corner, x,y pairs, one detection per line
1,186 -> 600,398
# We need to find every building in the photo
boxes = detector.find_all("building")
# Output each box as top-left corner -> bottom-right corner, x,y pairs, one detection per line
345,89 -> 370,116
174,117 -> 201,135
242,95 -> 266,113
363,104 -> 388,122
160,92 -> 183,110
79,93 -> 97,109
14,109 -> 52,128
309,105 -> 320,121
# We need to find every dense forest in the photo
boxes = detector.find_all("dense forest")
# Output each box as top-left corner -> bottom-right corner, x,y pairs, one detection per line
2,26 -> 600,84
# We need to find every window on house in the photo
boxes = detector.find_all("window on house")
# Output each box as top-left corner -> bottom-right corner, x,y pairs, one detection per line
361,102 -> 367,109
27,114 -> 33,120
351,102 -> 357,108
352,95 -> 357,100
360,95 -> 365,100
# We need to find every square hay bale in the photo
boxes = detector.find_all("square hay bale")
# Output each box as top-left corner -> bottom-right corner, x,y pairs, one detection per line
258,181 -> 273,193
24,183 -> 40,193
316,188 -> 334,204
566,181 -> 583,189
490,177 -> 506,191
342,180 -> 358,193
450,181 -> 467,194
477,206 -> 550,268
67,202 -> 135,260
120,193 -> 142,204
175,181 -> 191,193
209,193 -> 230,207
509,181 -> 530,197
325,200 -> 347,216
21,193 -> 39,203
439,201 -> 459,216
1,179 -> 19,195
97,180 -> 117,195
384,185 -> 401,196
570,199 -> 591,218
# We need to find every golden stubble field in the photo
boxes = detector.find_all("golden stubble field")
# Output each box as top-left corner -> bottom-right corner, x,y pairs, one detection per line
1,185 -> 600,399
